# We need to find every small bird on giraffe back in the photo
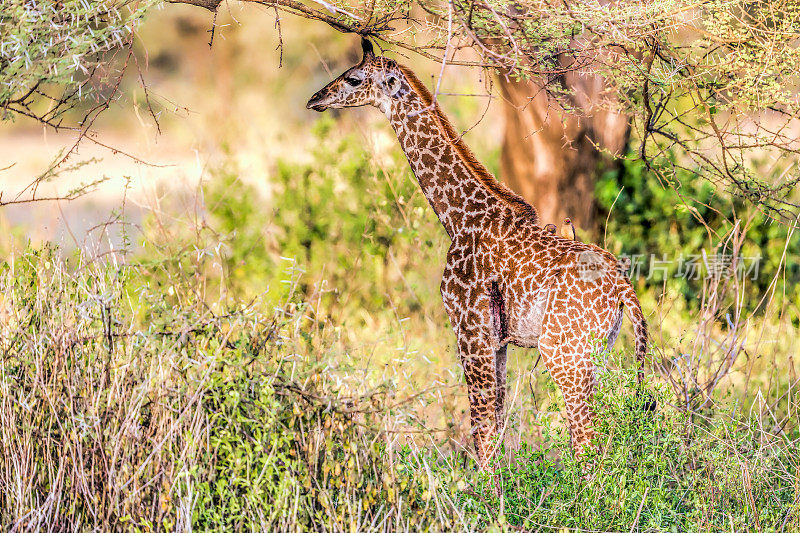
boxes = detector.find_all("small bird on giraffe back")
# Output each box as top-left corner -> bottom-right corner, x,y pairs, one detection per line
543,223 -> 557,235
561,218 -> 578,241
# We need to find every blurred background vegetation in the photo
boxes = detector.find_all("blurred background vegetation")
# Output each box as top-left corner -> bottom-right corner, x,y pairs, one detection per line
1,1 -> 799,530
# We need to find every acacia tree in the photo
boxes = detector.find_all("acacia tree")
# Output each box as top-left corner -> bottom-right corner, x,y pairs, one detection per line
469,0 -> 800,227
497,60 -> 630,230
0,0 -> 153,205
3,0 -> 799,222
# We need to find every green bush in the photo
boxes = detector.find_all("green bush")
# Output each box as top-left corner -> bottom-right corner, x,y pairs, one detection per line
200,116 -> 447,319
0,246 -> 469,531
463,357 -> 800,531
597,157 -> 800,315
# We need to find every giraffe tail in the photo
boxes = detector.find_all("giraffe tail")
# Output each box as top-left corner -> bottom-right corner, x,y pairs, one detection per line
619,281 -> 656,411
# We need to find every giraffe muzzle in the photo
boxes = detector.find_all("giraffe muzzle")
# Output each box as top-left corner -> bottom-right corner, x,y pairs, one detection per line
306,91 -> 330,112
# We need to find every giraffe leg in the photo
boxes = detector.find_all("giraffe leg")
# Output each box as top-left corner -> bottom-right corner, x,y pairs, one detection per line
605,307 -> 624,353
598,307 -> 624,372
538,332 -> 597,455
494,344 -> 508,436
457,337 -> 501,468
440,244 -> 503,467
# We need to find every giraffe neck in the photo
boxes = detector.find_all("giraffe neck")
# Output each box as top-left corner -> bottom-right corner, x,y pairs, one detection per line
385,68 -> 538,239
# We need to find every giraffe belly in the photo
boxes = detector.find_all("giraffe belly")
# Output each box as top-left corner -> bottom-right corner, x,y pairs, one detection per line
505,289 -> 549,348
606,308 -> 624,349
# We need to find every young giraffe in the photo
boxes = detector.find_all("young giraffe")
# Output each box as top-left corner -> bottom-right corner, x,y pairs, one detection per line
307,39 -> 649,467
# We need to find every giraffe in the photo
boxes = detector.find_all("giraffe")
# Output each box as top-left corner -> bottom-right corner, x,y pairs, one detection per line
306,39 -> 649,467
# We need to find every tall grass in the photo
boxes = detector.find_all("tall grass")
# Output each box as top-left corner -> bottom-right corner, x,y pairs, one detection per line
2,117 -> 799,531
1,242 -> 798,530
0,241 -> 475,530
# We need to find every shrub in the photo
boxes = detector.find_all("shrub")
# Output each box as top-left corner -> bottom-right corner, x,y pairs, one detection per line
597,157 -> 800,315
200,117 -> 446,318
0,246 -> 470,531
1,246 -> 798,531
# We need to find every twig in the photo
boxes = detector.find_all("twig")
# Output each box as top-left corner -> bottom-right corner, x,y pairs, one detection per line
628,486 -> 649,533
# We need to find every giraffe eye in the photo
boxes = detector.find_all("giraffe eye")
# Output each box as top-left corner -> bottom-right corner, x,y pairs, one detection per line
344,77 -> 362,87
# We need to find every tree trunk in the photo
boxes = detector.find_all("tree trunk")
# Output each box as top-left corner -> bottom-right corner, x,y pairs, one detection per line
497,70 -> 630,233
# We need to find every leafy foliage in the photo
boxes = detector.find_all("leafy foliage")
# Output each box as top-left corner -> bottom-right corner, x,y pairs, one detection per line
471,361 -> 800,531
597,156 -> 800,314
0,0 -> 151,123
201,116 -> 447,318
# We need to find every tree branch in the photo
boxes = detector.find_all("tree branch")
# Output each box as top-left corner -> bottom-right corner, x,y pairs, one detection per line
165,0 -> 223,11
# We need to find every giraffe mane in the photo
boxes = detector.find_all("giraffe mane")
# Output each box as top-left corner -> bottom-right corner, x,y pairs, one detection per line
396,64 -> 540,225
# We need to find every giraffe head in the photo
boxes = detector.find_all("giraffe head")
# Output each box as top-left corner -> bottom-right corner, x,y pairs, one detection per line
306,39 -> 409,115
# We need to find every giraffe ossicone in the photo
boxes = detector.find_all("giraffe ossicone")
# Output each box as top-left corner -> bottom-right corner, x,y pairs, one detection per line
306,38 -> 650,467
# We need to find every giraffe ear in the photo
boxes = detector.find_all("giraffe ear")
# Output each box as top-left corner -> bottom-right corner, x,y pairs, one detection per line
383,74 -> 403,97
361,38 -> 374,59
